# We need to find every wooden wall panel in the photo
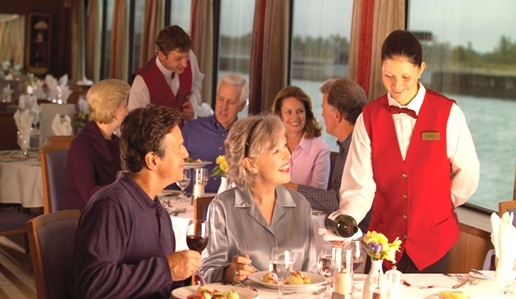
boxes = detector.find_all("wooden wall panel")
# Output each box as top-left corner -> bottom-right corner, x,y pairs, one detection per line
448,223 -> 493,273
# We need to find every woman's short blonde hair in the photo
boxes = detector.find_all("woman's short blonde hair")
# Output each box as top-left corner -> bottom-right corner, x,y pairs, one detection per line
225,114 -> 285,188
87,79 -> 130,124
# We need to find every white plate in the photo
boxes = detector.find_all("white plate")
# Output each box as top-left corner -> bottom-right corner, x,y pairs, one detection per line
184,161 -> 212,169
171,284 -> 258,299
247,271 -> 326,290
468,270 -> 495,280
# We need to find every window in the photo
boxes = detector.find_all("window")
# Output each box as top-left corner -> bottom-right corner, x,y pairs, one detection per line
408,0 -> 516,211
217,0 -> 254,117
170,1 -> 191,32
290,0 -> 353,151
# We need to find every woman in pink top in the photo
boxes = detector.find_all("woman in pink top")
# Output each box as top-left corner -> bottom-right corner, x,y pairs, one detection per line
272,86 -> 330,189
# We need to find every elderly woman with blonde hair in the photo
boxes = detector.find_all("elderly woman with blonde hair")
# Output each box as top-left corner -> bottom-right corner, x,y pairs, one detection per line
200,114 -> 317,283
64,79 -> 130,210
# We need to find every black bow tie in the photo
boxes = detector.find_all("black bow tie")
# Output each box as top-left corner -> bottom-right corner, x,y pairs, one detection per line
388,105 -> 418,119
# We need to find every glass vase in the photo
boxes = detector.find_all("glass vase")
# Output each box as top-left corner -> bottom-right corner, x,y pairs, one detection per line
217,176 -> 231,194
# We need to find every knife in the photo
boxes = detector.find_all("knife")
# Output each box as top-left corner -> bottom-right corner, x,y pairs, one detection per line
470,269 -> 492,279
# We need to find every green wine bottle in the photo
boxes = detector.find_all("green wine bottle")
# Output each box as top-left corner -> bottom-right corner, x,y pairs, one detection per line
324,212 -> 359,238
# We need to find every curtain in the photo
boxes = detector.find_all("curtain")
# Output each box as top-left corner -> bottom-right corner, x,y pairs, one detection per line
86,0 -> 101,83
71,0 -> 85,81
0,14 -> 25,69
368,0 -> 405,100
348,0 -> 405,101
140,0 -> 165,65
109,0 -> 129,80
191,0 -> 213,105
249,0 -> 289,114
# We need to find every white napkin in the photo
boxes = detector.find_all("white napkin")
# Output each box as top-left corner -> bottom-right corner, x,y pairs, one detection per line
13,109 -> 35,146
51,114 -> 73,136
46,74 -> 71,103
2,84 -> 13,102
319,227 -> 363,242
490,212 -> 516,278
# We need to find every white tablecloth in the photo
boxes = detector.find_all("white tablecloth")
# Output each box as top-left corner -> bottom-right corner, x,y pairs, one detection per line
193,273 -> 516,299
0,150 -> 43,208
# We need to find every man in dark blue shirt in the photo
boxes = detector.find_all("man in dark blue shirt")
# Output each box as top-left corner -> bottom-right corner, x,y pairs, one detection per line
73,106 -> 201,298
181,73 -> 248,192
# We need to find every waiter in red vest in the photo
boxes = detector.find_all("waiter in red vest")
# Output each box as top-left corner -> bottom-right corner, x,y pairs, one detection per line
338,30 -> 480,273
129,25 -> 208,122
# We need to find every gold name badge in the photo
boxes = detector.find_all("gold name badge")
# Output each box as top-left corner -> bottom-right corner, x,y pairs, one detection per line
421,131 -> 440,141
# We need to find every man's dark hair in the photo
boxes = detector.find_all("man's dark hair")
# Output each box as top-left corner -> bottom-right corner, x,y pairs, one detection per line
155,25 -> 192,55
120,105 -> 182,173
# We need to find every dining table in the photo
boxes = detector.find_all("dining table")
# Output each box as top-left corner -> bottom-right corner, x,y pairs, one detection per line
0,150 -> 43,208
172,272 -> 516,298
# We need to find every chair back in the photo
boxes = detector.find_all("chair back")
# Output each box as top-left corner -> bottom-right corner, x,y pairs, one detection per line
40,138 -> 73,214
26,209 -> 81,299
0,209 -> 34,237
193,195 -> 215,221
498,200 -> 516,227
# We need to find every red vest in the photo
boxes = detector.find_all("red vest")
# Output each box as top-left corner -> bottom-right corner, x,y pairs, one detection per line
133,56 -> 193,109
363,90 -> 459,270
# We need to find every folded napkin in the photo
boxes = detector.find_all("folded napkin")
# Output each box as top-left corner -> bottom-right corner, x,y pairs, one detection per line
2,84 -> 13,102
51,114 -> 73,136
45,74 -> 72,103
491,212 -> 516,278
13,109 -> 35,147
18,93 -> 40,126
319,227 -> 363,242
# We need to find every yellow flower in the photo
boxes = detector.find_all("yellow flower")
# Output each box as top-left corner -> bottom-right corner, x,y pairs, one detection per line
362,231 -> 402,263
210,155 -> 228,177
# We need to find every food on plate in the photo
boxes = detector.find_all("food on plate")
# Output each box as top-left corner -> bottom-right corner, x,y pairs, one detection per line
185,157 -> 203,163
439,291 -> 468,299
186,286 -> 239,299
262,271 -> 311,285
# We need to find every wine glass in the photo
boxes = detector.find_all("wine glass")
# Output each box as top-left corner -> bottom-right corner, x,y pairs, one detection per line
318,245 -> 338,298
344,240 -> 366,292
16,130 -> 30,160
176,169 -> 191,201
269,248 -> 293,298
496,255 -> 516,295
186,219 -> 209,285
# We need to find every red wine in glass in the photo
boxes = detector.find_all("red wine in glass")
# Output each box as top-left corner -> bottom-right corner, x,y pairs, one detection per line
186,219 -> 208,285
186,235 -> 209,253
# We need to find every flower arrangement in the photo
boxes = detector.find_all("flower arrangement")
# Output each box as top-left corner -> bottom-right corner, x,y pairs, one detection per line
210,155 -> 228,177
362,231 -> 402,262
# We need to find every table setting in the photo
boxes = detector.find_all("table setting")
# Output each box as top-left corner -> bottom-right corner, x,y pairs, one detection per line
0,150 -> 42,208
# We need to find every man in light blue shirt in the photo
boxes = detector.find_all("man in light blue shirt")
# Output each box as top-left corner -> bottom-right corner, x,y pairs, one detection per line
181,73 -> 248,192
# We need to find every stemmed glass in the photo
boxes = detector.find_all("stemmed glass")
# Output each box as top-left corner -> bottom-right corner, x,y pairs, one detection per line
318,245 -> 338,298
345,240 -> 366,292
176,169 -> 191,201
16,130 -> 30,160
269,248 -> 293,298
496,255 -> 515,295
186,219 -> 209,285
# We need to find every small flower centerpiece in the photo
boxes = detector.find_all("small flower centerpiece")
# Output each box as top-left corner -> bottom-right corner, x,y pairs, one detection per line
210,155 -> 232,194
363,231 -> 401,263
361,231 -> 402,299
210,155 -> 228,177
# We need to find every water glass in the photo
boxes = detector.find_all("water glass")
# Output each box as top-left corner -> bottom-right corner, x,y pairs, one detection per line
176,169 -> 191,201
317,245 -> 339,298
269,248 -> 293,298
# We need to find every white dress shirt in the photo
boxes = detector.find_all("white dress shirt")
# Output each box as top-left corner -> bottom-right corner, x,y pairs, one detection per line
128,50 -> 210,117
339,84 -> 480,222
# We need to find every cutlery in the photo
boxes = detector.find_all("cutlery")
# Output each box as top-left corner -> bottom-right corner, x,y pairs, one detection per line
313,287 -> 326,295
470,268 -> 492,279
239,279 -> 258,292
452,279 -> 468,289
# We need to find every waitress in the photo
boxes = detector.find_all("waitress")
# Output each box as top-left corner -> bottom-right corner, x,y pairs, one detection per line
338,30 -> 479,273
